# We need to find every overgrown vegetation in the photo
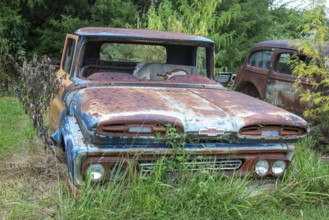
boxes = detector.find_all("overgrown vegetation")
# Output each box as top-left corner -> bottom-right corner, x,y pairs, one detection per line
291,0 -> 329,149
15,55 -> 60,146
52,129 -> 328,219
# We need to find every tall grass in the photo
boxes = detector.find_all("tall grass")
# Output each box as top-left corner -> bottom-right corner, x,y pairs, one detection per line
56,138 -> 329,219
276,137 -> 329,206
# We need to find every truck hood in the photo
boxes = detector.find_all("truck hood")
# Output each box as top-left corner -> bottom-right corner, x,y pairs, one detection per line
72,85 -> 308,135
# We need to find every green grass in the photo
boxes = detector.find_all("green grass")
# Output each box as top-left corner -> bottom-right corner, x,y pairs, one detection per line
0,97 -> 35,157
54,138 -> 329,220
0,96 -> 328,219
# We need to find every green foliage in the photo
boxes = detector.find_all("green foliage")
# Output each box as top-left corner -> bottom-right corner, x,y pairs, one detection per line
145,0 -> 285,71
214,0 -> 273,70
16,0 -> 92,57
91,0 -> 138,27
278,137 -> 329,205
0,55 -> 16,94
0,1 -> 28,91
290,0 -> 329,147
100,43 -> 166,63
0,3 -> 28,56
36,15 -> 90,57
268,6 -> 305,39
147,0 -> 221,36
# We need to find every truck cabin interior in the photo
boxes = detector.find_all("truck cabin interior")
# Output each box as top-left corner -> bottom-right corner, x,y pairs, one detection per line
78,40 -> 211,82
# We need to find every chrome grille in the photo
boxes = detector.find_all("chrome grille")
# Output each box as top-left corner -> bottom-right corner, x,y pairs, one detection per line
138,159 -> 243,174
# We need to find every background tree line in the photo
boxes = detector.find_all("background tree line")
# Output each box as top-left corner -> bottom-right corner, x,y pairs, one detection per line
0,0 -> 307,69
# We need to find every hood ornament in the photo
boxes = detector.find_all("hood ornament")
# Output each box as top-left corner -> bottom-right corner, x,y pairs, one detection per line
199,127 -> 225,136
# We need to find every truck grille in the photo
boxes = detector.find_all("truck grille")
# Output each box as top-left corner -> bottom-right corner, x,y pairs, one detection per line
138,159 -> 243,174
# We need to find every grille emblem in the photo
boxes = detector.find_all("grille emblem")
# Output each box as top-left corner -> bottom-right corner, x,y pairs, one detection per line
198,127 -> 224,136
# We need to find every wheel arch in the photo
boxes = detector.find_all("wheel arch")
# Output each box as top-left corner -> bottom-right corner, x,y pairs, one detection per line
234,81 -> 262,99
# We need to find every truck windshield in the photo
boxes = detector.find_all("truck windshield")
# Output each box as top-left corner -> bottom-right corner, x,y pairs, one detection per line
79,41 -> 211,83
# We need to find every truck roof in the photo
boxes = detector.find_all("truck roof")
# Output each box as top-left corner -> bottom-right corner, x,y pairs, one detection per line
252,40 -> 329,54
75,27 -> 214,45
252,40 -> 299,51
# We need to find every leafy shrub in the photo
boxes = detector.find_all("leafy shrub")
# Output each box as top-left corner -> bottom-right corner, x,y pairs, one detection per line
15,55 -> 62,146
291,1 -> 329,150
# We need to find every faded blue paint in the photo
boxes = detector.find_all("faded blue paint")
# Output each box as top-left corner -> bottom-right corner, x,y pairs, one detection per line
50,129 -> 62,145
59,111 -> 89,185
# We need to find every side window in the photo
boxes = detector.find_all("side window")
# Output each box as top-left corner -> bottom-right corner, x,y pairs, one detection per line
63,39 -> 76,73
196,47 -> 207,76
248,50 -> 273,70
274,53 -> 292,75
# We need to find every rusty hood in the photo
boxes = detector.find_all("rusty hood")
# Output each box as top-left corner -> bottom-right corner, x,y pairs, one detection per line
72,85 -> 308,135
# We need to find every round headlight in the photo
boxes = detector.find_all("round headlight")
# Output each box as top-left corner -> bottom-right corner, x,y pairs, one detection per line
255,160 -> 269,176
272,160 -> 286,176
87,164 -> 105,181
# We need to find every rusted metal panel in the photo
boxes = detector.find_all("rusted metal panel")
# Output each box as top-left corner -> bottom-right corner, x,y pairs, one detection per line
75,85 -> 308,132
75,27 -> 214,45
252,40 -> 299,51
266,78 -> 310,115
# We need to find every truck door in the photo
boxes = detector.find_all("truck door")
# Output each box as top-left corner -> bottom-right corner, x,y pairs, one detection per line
49,34 -> 79,131
266,49 -> 311,115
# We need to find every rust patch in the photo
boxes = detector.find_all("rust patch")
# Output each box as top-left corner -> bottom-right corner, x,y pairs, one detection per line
75,27 -> 214,44
77,85 -> 308,133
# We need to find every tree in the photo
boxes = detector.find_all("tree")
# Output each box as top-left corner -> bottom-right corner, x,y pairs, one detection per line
291,0 -> 329,146
145,0 -> 275,71
0,0 -> 28,91
214,0 -> 273,71
91,0 -> 138,27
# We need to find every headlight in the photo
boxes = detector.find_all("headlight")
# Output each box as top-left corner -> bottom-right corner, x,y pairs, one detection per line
271,160 -> 286,176
87,164 -> 105,181
255,160 -> 269,176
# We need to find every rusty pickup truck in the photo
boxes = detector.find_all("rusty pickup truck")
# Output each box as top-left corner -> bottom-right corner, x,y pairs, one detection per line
234,40 -> 328,115
49,28 -> 309,188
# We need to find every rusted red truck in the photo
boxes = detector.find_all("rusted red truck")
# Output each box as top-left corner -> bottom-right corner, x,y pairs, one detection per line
49,29 -> 309,189
234,40 -> 328,115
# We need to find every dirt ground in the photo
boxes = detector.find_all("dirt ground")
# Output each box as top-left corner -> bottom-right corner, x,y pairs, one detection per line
0,140 -> 67,219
